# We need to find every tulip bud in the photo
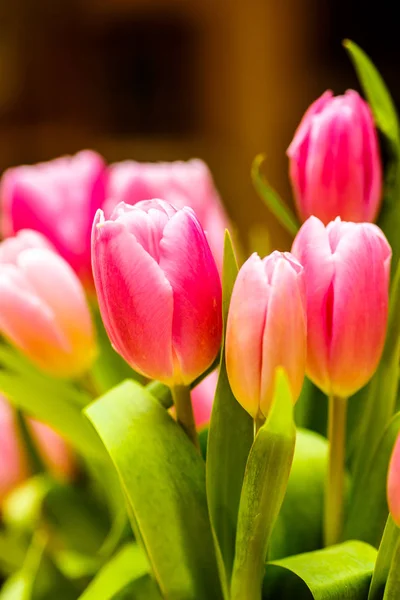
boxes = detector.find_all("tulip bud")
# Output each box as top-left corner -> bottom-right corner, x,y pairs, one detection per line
105,159 -> 229,270
92,199 -> 222,385
287,90 -> 382,224
0,150 -> 107,288
0,395 -> 74,504
225,251 -> 307,419
292,216 -> 391,398
388,434 -> 400,526
0,234 -> 96,377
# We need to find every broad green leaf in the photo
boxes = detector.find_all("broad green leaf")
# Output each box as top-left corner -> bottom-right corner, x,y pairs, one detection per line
264,540 -> 377,599
350,258 -> 400,496
206,232 -> 253,582
383,537 -> 400,599
270,428 -> 328,559
345,412 -> 400,546
368,515 -> 400,600
78,543 -> 149,600
85,380 -> 223,600
230,369 -> 297,600
251,154 -> 300,237
0,371 -> 105,460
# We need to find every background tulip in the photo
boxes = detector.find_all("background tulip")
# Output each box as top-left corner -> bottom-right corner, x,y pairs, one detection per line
105,159 -> 229,270
0,150 -> 107,288
0,395 -> 74,505
388,434 -> 400,527
287,90 -> 382,224
92,199 -> 222,385
0,236 -> 96,378
226,251 -> 306,420
292,216 -> 391,398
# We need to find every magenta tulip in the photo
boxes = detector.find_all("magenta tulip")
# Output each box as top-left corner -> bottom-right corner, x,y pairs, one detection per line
287,90 -> 382,224
388,434 -> 400,526
0,395 -> 74,504
105,159 -> 229,270
226,251 -> 307,419
0,233 -> 96,377
292,216 -> 391,398
92,199 -> 222,385
0,150 -> 107,287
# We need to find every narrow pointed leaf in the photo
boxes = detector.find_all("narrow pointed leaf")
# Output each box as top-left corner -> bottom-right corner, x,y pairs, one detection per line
383,537 -> 400,599
368,516 -> 400,600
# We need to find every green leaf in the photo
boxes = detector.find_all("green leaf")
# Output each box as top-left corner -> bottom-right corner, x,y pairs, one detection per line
344,412 -> 400,546
368,515 -> 400,600
230,369 -> 297,600
0,532 -> 26,576
270,428 -> 328,559
264,540 -> 377,599
85,380 -> 223,600
383,537 -> 400,599
78,543 -> 149,600
251,154 -> 300,237
206,231 -> 254,583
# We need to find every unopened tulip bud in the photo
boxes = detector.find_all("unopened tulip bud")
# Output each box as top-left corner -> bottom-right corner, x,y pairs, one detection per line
0,150 -> 107,287
226,251 -> 307,419
292,216 -> 391,397
92,199 -> 222,385
288,90 -> 382,224
0,234 -> 96,377
388,434 -> 400,526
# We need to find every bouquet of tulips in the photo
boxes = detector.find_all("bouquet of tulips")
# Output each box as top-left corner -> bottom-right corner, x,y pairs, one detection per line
1,40 -> 400,600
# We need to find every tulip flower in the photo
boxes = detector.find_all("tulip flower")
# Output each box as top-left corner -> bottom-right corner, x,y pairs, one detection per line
388,433 -> 400,527
287,90 -> 382,224
191,370 -> 218,429
105,159 -> 229,270
225,251 -> 307,421
0,150 -> 107,287
292,216 -> 391,398
0,395 -> 74,504
0,234 -> 96,377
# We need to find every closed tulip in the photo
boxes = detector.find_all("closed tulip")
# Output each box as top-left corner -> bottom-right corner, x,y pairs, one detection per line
92,199 -> 222,385
292,216 -> 391,398
226,251 -> 307,420
0,395 -> 74,504
388,433 -> 400,526
105,159 -> 229,270
0,150 -> 107,287
287,90 -> 382,224
0,233 -> 96,377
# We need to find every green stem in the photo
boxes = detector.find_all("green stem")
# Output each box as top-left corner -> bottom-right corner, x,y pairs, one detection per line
324,395 -> 347,547
171,385 -> 200,450
15,409 -> 46,475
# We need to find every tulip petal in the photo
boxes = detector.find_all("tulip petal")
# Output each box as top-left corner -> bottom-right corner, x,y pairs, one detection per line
92,211 -> 175,381
225,254 -> 270,418
159,208 -> 222,384
388,434 -> 400,527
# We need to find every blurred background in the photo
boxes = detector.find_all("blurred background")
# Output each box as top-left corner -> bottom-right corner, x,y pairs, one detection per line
0,0 -> 399,250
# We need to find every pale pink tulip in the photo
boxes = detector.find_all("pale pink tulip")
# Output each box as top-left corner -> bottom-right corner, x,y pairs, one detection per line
288,90 -> 382,224
106,159 -> 229,270
0,395 -> 74,504
92,199 -> 222,385
0,150 -> 107,287
388,433 -> 400,526
0,235 -> 96,377
292,216 -> 391,397
226,251 -> 307,419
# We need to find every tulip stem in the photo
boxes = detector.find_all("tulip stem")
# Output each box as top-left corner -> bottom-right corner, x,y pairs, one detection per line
171,385 -> 200,451
324,394 -> 347,547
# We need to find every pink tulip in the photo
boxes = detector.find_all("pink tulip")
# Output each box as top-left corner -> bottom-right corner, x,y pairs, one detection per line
92,199 -> 222,385
388,433 -> 400,526
105,159 -> 229,270
292,216 -> 391,397
0,150 -> 107,288
0,395 -> 74,504
0,233 -> 96,377
287,90 -> 382,224
225,251 -> 307,419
